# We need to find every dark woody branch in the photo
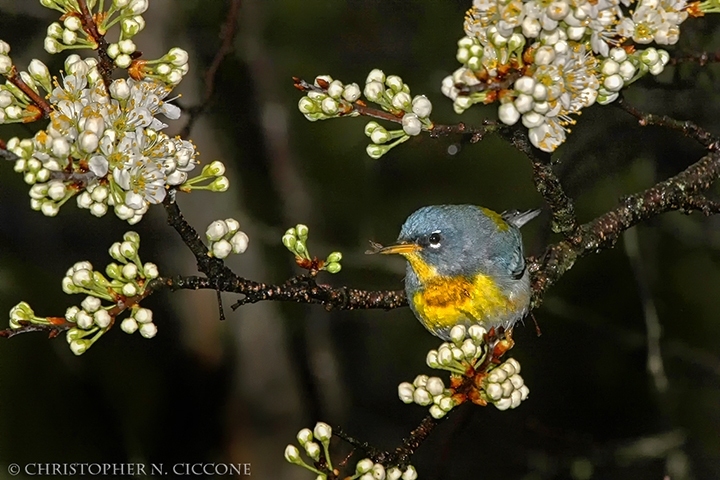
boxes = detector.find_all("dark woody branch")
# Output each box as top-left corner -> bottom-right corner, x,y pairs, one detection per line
529,148 -> 720,306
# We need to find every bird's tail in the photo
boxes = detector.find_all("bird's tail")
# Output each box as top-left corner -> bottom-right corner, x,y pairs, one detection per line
502,209 -> 541,228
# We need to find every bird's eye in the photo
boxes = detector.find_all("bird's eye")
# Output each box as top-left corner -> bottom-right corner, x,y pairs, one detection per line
428,232 -> 442,248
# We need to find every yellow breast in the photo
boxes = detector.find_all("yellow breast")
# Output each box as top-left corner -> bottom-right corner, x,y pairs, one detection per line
411,274 -> 513,333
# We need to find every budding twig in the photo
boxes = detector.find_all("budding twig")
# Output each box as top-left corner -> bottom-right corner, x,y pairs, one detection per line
76,0 -> 114,91
4,66 -> 53,119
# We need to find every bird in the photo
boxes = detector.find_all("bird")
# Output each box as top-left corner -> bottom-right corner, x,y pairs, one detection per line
374,205 -> 539,341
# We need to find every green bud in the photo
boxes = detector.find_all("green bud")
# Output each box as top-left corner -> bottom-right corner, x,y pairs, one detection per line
326,251 -> 342,263
66,327 -> 83,344
201,160 -> 225,177
370,126 -> 390,144
284,445 -> 302,464
356,459 -> 374,474
366,143 -> 390,159
105,262 -> 123,279
295,224 -> 309,240
9,301 -> 35,328
325,262 -> 341,274
298,96 -> 317,115
295,241 -> 307,255
70,339 -> 90,356
123,231 -> 140,246
468,56 -> 483,71
109,242 -> 125,263
282,234 -> 297,249
209,176 -> 230,192
62,276 -> 79,294
296,428 -> 313,446
285,227 -> 297,237
364,121 -> 380,136
508,33 -> 525,53
93,270 -> 111,288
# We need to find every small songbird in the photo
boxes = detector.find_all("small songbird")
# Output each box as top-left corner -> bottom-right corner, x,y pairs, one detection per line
376,205 -> 539,340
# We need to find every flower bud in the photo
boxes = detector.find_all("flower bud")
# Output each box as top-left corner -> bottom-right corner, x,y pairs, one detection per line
313,422 -> 332,442
366,69 -> 385,84
401,113 -> 422,136
325,262 -> 341,274
121,317 -> 138,334
411,95 -> 432,118
284,445 -> 301,464
139,322 -> 157,338
230,231 -> 249,254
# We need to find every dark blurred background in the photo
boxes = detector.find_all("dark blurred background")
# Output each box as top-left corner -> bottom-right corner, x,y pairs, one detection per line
0,0 -> 719,479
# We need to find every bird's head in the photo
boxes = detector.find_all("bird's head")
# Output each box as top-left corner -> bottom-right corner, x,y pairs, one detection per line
378,205 -> 508,280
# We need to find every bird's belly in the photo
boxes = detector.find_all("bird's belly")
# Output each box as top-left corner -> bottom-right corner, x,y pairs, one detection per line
411,274 -> 515,334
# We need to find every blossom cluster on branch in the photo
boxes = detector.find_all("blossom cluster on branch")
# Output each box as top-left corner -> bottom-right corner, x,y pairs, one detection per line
0,0 -> 228,223
294,0 -> 717,153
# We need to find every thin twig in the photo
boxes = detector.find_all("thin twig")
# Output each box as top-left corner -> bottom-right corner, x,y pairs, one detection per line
670,50 -> 720,66
77,0 -> 114,91
0,321 -> 72,338
179,0 -> 243,139
616,96 -> 719,149
4,66 -> 53,119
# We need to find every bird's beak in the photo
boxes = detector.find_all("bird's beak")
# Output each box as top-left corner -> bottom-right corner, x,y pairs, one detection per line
377,242 -> 421,255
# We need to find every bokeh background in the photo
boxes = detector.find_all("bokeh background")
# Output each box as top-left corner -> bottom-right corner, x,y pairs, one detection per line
1,0 -> 719,479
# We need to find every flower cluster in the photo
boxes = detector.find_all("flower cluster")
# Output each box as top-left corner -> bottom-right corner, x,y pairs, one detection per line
296,70 -> 434,159
483,358 -> 529,410
362,69 -> 433,158
442,0 -> 694,151
39,0 -> 189,84
298,75 -> 361,121
8,232 -> 160,355
399,325 -> 529,414
352,459 -> 418,480
2,55 -> 226,223
398,375 -> 457,419
284,422 -> 334,478
282,224 -> 343,273
205,218 -> 249,259
284,421 -> 418,480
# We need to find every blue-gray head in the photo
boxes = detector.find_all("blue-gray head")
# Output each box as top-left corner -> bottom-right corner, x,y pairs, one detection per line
379,205 -> 538,281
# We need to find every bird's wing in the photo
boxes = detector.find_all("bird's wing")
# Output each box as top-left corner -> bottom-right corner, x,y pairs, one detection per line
499,210 -> 538,279
501,209 -> 541,228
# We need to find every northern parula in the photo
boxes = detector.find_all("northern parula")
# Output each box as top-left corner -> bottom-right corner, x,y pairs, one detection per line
377,205 -> 539,340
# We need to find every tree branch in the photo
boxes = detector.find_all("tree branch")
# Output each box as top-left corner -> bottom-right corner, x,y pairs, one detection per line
77,0 -> 114,92
616,96 -> 719,149
529,149 -> 720,306
498,126 -> 578,235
